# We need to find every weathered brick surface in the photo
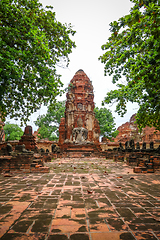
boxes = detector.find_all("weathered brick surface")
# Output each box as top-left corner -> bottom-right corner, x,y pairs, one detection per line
104,149 -> 160,173
58,70 -> 103,158
0,159 -> 160,240
0,153 -> 49,173
104,114 -> 160,146
18,126 -> 38,151
0,117 -> 5,142
134,167 -> 142,173
59,70 -> 100,144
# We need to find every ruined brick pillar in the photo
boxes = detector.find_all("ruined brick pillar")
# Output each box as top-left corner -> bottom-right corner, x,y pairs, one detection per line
59,118 -> 66,144
0,116 -> 5,142
19,126 -> 38,151
59,69 -> 100,144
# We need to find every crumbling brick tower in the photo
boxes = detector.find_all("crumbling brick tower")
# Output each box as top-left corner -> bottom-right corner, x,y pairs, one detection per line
59,69 -> 101,157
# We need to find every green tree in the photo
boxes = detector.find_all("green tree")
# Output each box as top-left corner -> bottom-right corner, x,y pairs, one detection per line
4,122 -> 23,140
0,0 -> 76,123
99,0 -> 160,131
94,107 -> 119,139
35,100 -> 65,140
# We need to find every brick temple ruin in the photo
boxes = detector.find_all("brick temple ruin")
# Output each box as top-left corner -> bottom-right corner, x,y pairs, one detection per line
111,114 -> 160,145
0,126 -> 50,173
1,70 -> 160,173
58,69 -> 103,157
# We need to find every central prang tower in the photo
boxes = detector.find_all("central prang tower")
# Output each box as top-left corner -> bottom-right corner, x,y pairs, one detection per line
58,69 -> 102,157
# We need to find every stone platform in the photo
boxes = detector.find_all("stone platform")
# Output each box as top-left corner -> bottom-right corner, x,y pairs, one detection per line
59,143 -> 104,158
0,158 -> 160,240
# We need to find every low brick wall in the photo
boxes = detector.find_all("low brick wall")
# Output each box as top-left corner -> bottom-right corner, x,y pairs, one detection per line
0,153 -> 34,173
36,141 -> 58,152
150,155 -> 160,170
0,153 -> 51,173
0,140 -> 58,153
107,150 -> 160,173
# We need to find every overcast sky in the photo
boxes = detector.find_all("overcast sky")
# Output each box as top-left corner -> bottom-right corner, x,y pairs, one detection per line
8,0 -> 139,131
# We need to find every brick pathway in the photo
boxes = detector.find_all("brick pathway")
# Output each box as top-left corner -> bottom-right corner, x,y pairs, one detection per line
0,158 -> 160,240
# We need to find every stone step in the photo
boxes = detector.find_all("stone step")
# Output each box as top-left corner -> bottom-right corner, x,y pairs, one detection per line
31,166 -> 49,173
134,167 -> 147,173
134,166 -> 154,173
30,163 -> 37,167
147,168 -> 154,173
32,159 -> 43,163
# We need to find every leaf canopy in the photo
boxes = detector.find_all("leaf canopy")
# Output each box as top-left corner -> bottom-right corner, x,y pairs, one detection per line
4,122 -> 23,140
34,100 -> 65,140
0,0 -> 76,124
94,107 -> 119,139
99,0 -> 160,131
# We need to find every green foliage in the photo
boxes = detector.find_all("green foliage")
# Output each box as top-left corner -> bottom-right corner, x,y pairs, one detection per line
4,122 -> 23,140
35,100 -> 65,140
0,0 -> 76,124
94,107 -> 119,139
99,0 -> 160,131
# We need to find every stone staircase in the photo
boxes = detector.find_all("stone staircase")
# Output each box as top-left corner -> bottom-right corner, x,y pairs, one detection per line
30,154 -> 49,173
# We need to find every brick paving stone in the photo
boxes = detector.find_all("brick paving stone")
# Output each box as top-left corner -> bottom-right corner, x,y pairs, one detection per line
133,231 -> 159,240
55,207 -> 71,218
154,232 -> 160,239
71,208 -> 86,219
0,158 -> 160,239
89,219 -> 109,232
48,234 -> 69,240
0,233 -> 47,240
91,232 -> 136,240
0,201 -> 30,237
69,233 -> 90,240
50,218 -> 88,234
106,217 -> 129,231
